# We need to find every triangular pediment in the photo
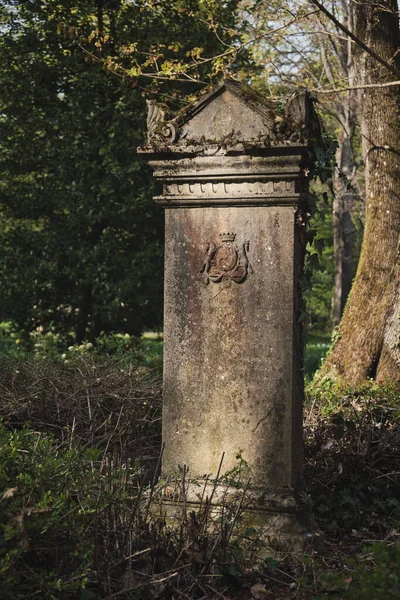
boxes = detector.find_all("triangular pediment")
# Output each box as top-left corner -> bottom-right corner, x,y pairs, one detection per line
141,79 -> 320,152
174,80 -> 276,144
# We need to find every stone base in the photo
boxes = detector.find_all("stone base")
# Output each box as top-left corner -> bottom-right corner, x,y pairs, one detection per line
150,481 -> 324,559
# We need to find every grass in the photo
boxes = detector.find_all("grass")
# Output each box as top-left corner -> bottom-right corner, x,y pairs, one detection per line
304,332 -> 331,378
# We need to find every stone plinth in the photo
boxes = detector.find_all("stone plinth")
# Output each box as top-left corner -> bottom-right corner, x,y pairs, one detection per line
139,80 -> 321,549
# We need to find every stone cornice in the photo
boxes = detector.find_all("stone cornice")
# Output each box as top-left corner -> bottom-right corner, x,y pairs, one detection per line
148,150 -> 310,208
154,179 -> 307,207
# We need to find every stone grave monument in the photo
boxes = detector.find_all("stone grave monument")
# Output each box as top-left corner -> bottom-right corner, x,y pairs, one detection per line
139,79 -> 321,549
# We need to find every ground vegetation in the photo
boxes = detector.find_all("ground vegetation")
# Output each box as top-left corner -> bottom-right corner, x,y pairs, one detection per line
0,347 -> 399,599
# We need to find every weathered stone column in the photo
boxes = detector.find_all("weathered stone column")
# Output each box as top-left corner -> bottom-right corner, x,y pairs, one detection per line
139,80 -> 320,548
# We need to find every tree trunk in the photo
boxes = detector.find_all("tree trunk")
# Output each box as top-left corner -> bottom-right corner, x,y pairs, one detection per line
319,3 -> 358,329
331,130 -> 356,328
330,1 -> 357,329
320,0 -> 400,385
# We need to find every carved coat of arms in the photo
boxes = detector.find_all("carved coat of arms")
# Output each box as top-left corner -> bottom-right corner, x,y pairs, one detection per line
201,233 -> 252,284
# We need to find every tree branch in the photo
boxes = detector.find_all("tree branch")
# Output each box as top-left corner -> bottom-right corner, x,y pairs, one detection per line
313,79 -> 400,93
309,0 -> 400,76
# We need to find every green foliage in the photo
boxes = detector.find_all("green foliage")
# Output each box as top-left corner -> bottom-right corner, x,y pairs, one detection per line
309,133 -> 339,185
306,377 -> 400,418
299,128 -> 338,336
304,192 -> 335,334
0,351 -> 163,598
0,350 -> 399,598
0,420 -> 142,599
304,332 -> 331,377
0,323 -> 163,377
0,0 -> 245,342
306,381 -> 400,535
315,543 -> 400,599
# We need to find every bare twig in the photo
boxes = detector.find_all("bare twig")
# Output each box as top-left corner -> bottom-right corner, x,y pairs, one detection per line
309,0 -> 400,76
313,79 -> 400,93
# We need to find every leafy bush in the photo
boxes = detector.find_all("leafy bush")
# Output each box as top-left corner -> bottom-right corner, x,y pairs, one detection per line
305,381 -> 400,535
0,421 -> 143,599
315,542 -> 400,599
0,323 -> 164,373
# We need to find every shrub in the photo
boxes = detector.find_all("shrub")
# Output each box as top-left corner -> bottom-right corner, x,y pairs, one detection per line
0,421 -> 144,599
305,381 -> 400,535
315,542 -> 400,599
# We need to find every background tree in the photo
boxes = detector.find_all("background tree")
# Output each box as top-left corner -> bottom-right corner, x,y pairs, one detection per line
237,0 -> 364,332
237,0 -> 400,381
320,0 -> 400,383
0,0 -> 244,342
318,2 -> 359,328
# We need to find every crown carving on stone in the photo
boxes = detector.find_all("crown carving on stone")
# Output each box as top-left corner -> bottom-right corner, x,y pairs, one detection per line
220,233 -> 236,242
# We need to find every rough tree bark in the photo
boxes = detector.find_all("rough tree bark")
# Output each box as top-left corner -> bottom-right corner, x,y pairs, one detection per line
320,0 -> 400,384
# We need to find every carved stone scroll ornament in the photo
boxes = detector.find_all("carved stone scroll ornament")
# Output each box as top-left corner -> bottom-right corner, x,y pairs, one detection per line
200,233 -> 252,284
146,99 -> 177,144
